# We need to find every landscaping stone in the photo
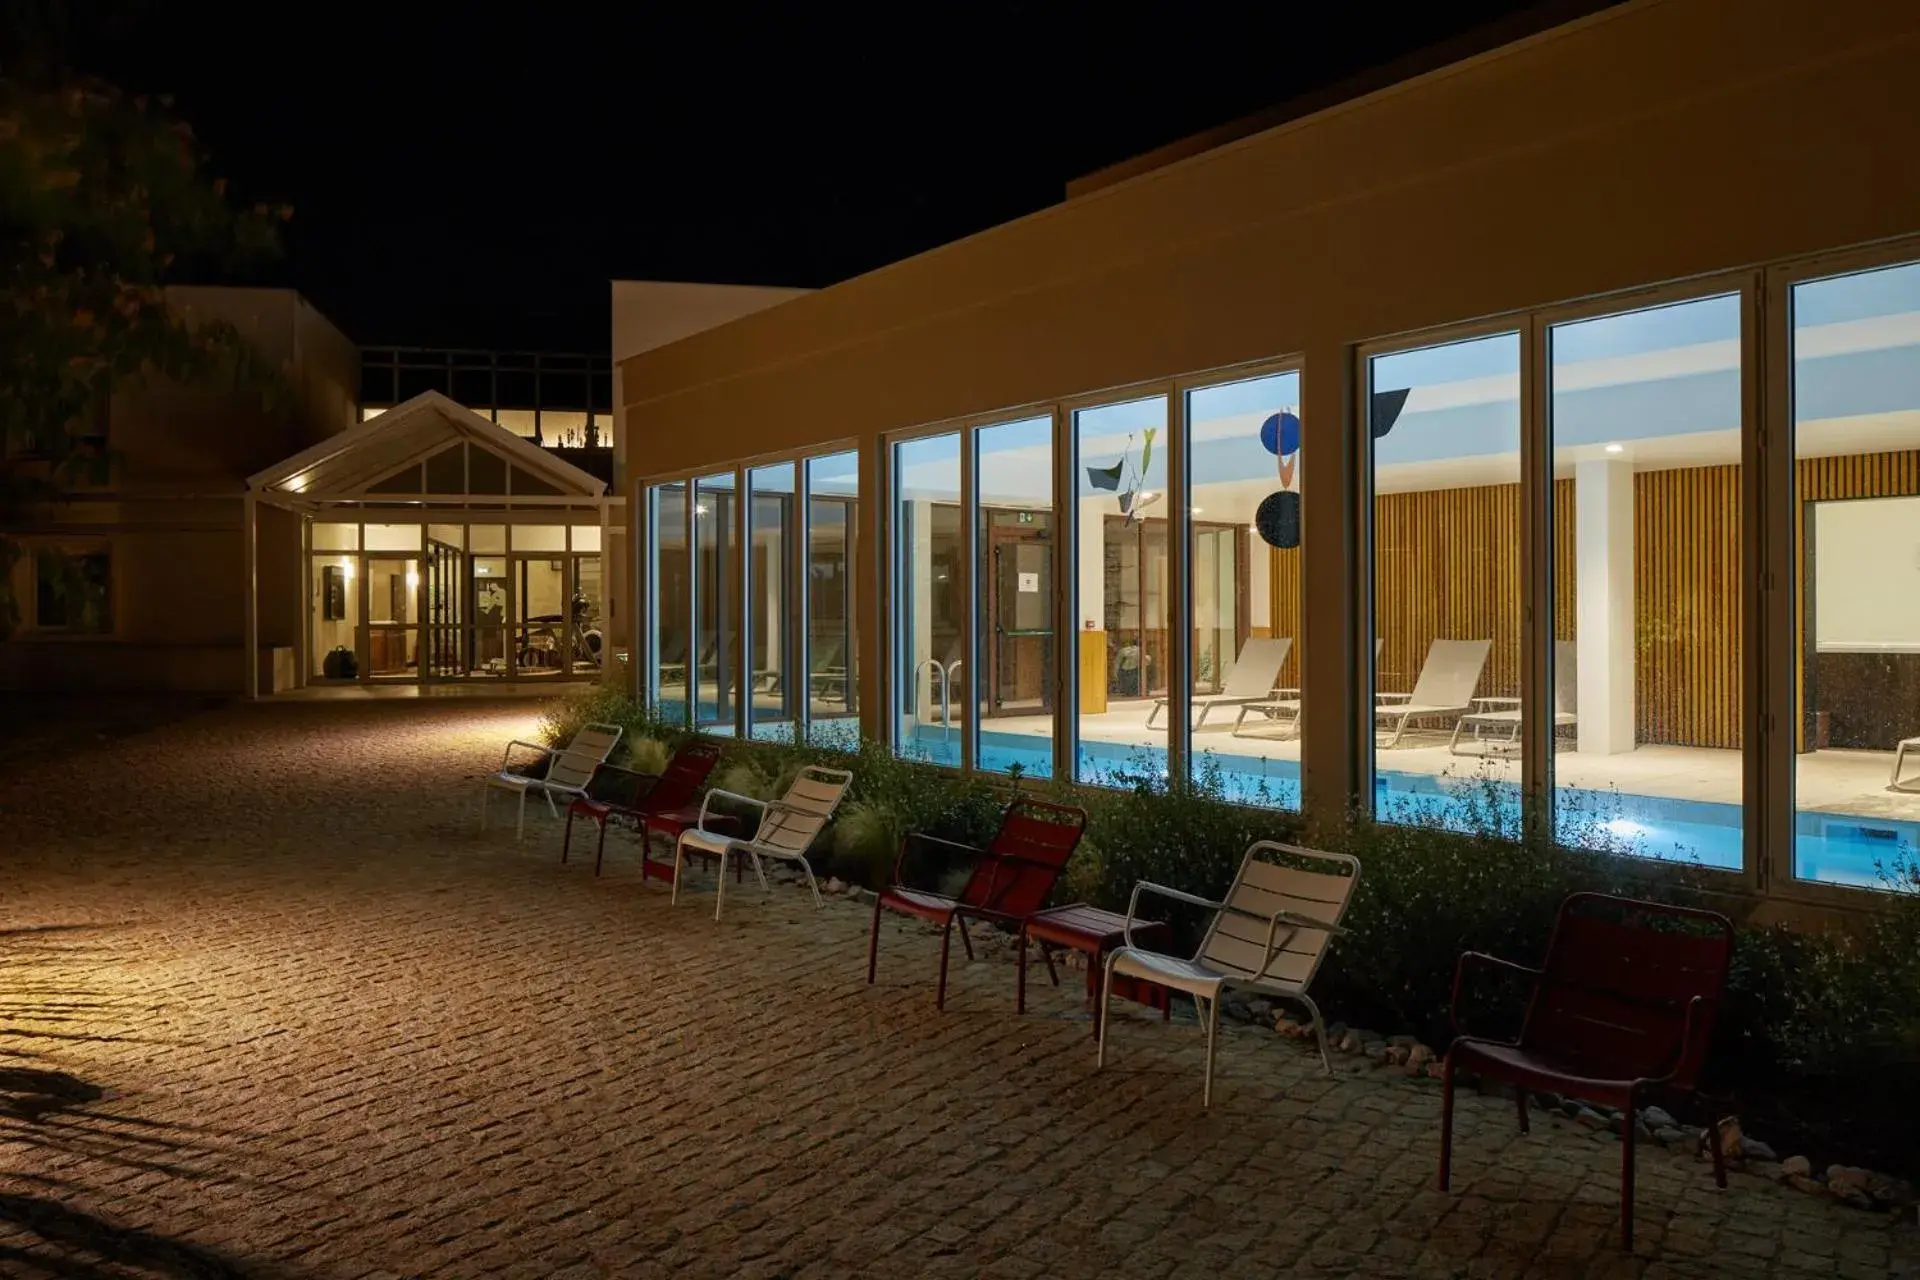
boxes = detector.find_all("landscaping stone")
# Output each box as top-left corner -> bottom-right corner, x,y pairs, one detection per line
1789,1174 -> 1829,1196
1654,1126 -> 1689,1149
1405,1044 -> 1433,1072
1870,1175 -> 1918,1208
1641,1105 -> 1676,1130
1742,1137 -> 1779,1162
825,876 -> 846,894
1388,1033 -> 1418,1048
1748,1160 -> 1785,1182
1782,1155 -> 1812,1179
1246,998 -> 1274,1021
1575,1106 -> 1612,1130
1829,1165 -> 1872,1192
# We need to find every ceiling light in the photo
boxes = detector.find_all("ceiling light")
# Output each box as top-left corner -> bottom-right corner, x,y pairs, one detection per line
1604,442 -> 1624,454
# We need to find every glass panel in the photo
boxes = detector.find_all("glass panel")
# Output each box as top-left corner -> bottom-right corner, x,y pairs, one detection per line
33,549 -> 112,633
368,465 -> 422,494
977,416 -> 1054,777
571,556 -> 605,675
511,467 -> 562,497
748,462 -> 797,740
310,555 -> 358,679
428,524 -> 464,549
468,447 -> 508,494
511,525 -> 566,552
1792,260 -> 1920,888
312,522 -> 359,551
470,556 -> 510,677
651,483 -> 691,722
694,472 -> 739,731
366,555 -> 419,680
1369,333 -> 1520,832
893,434 -> 965,765
1074,395 -> 1169,786
364,523 -> 422,552
469,525 -> 506,554
541,410 -> 590,448
514,555 -> 568,678
807,451 -> 860,748
1188,371 -> 1301,809
425,536 -> 465,677
495,409 -> 538,439
571,524 -> 602,553
1549,294 -> 1743,869
424,446 -> 465,495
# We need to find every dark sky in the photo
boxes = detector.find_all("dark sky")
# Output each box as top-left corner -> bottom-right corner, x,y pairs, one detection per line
59,2 -> 1580,354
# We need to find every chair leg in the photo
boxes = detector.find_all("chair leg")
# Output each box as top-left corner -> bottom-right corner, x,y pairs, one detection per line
748,850 -> 771,896
1202,992 -> 1222,1109
1298,994 -> 1332,1076
561,808 -> 576,864
713,850 -> 730,921
936,916 -> 954,1011
1517,1088 -> 1530,1135
670,837 -> 687,905
1145,702 -> 1162,729
1707,1105 -> 1729,1189
1620,1100 -> 1638,1251
1016,926 -> 1028,1014
866,896 -> 883,985
794,855 -> 822,908
1041,944 -> 1060,987
956,916 -> 974,962
1438,1050 -> 1457,1192
594,819 -> 609,877
516,791 -> 527,842
1095,955 -> 1116,1068
479,786 -> 490,830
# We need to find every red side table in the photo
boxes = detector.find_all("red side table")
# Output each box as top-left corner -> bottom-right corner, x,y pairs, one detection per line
1022,903 -> 1174,1035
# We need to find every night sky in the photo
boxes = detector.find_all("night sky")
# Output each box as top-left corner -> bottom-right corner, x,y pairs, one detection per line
55,2 -> 1598,354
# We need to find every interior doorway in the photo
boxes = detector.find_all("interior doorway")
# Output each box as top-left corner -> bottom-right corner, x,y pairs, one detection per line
981,508 -> 1053,716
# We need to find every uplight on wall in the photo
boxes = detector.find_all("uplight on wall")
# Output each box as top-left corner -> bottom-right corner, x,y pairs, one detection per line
406,570 -> 420,590
341,558 -> 355,580
1604,442 -> 1625,454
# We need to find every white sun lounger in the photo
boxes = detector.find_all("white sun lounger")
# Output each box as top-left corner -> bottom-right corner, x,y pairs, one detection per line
480,721 -> 623,841
1448,640 -> 1578,756
1146,637 -> 1292,731
1892,738 -> 1920,792
673,765 -> 853,920
1098,841 -> 1359,1108
1377,639 -> 1492,748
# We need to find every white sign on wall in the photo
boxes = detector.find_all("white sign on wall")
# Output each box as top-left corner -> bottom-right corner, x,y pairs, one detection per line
1018,572 -> 1039,593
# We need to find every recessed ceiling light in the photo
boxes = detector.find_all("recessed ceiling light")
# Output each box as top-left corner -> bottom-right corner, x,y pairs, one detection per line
1604,442 -> 1625,454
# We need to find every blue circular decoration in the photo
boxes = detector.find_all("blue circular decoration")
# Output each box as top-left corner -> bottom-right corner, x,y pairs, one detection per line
1255,491 -> 1301,550
1260,411 -> 1302,457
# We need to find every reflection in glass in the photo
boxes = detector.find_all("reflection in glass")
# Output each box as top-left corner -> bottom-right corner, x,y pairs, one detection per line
1074,395 -> 1169,785
1549,294 -> 1742,869
1187,371 -> 1302,809
806,451 -> 860,748
749,463 -> 798,740
893,434 -> 965,766
695,472 -> 738,732
572,556 -> 604,675
977,417 -> 1054,777
1369,333 -> 1518,833
470,556 -> 509,677
651,483 -> 690,721
366,555 -> 419,679
310,555 -> 358,679
515,555 -> 568,678
1792,261 -> 1920,888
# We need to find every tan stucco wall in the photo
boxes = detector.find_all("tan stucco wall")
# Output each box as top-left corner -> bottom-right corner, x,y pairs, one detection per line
618,0 -> 1920,471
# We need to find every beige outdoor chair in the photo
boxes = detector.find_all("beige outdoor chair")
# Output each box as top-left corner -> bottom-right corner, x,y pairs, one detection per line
1146,637 -> 1292,731
1097,841 -> 1360,1108
673,764 -> 853,920
1448,640 -> 1578,756
1377,639 -> 1493,748
481,721 -> 623,841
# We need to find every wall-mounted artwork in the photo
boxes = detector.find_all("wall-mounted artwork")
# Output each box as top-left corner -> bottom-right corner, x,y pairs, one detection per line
322,565 -> 347,621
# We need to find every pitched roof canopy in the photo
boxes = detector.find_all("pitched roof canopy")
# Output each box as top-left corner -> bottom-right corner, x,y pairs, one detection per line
248,391 -> 608,502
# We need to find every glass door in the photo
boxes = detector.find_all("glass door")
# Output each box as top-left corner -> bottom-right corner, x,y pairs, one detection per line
983,510 -> 1053,715
1192,525 -> 1241,694
365,556 -> 420,680
514,555 -> 568,679
425,537 -> 463,678
570,554 -> 604,675
470,556 -> 509,677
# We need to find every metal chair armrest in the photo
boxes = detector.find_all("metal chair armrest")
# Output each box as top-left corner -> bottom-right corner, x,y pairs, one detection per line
697,788 -> 767,837
1642,994 -> 1717,1089
1123,881 -> 1224,952
500,739 -> 555,772
1450,950 -> 1542,1040
890,831 -> 984,891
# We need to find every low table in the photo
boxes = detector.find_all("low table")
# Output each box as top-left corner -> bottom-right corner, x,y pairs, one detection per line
1023,903 -> 1175,1035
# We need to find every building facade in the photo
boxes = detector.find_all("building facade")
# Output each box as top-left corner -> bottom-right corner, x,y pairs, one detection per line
618,0 -> 1920,912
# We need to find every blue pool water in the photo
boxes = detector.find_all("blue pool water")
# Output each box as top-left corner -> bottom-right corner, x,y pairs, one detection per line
904,725 -> 1919,890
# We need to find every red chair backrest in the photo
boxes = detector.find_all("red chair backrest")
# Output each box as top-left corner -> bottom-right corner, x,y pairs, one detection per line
640,741 -> 723,815
1521,893 -> 1733,1087
959,798 -> 1088,919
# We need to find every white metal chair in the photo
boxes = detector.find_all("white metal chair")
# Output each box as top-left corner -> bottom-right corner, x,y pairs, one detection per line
1146,637 -> 1293,731
480,721 -> 623,841
1892,738 -> 1920,792
672,765 -> 853,920
1098,841 -> 1360,1108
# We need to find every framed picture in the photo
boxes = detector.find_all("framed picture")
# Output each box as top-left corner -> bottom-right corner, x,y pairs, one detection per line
322,565 -> 347,621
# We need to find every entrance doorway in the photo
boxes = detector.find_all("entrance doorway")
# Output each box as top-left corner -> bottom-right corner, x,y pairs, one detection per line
981,508 -> 1053,716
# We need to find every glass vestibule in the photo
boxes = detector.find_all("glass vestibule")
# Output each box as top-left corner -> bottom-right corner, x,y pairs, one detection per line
306,519 -> 604,684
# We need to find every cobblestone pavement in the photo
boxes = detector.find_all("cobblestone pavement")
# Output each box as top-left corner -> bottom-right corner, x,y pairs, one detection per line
0,699 -> 1913,1279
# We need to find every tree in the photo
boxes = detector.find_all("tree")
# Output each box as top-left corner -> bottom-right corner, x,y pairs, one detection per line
0,70 -> 289,633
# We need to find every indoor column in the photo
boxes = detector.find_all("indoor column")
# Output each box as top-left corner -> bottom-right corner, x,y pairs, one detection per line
1575,458 -> 1635,755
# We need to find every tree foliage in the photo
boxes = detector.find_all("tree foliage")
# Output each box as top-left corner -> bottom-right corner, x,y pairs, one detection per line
0,71 -> 287,630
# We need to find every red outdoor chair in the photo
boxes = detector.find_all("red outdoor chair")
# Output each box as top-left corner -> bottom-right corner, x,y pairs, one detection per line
562,740 -> 732,878
866,798 -> 1088,1010
1439,892 -> 1735,1251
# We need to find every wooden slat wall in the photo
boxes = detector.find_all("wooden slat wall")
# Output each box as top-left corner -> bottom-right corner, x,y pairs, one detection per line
1255,458 -> 1916,752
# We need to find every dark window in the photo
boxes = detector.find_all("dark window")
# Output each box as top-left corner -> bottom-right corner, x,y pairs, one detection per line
35,549 -> 112,633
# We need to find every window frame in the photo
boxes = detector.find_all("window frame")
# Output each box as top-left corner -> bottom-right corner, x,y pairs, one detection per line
24,539 -> 116,638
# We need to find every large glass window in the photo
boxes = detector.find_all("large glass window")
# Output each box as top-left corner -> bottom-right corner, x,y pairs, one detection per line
310,552 -> 358,679
651,483 -> 690,722
694,472 -> 739,733
1187,370 -> 1301,809
976,416 -> 1055,777
1547,294 -> 1743,869
806,451 -> 860,748
1368,334 -> 1519,832
1792,260 -> 1920,888
748,462 -> 798,740
1073,395 -> 1170,785
366,555 -> 420,680
892,434 -> 965,767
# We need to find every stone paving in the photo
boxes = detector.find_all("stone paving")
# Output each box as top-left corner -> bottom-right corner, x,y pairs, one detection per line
0,699 -> 1913,1279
